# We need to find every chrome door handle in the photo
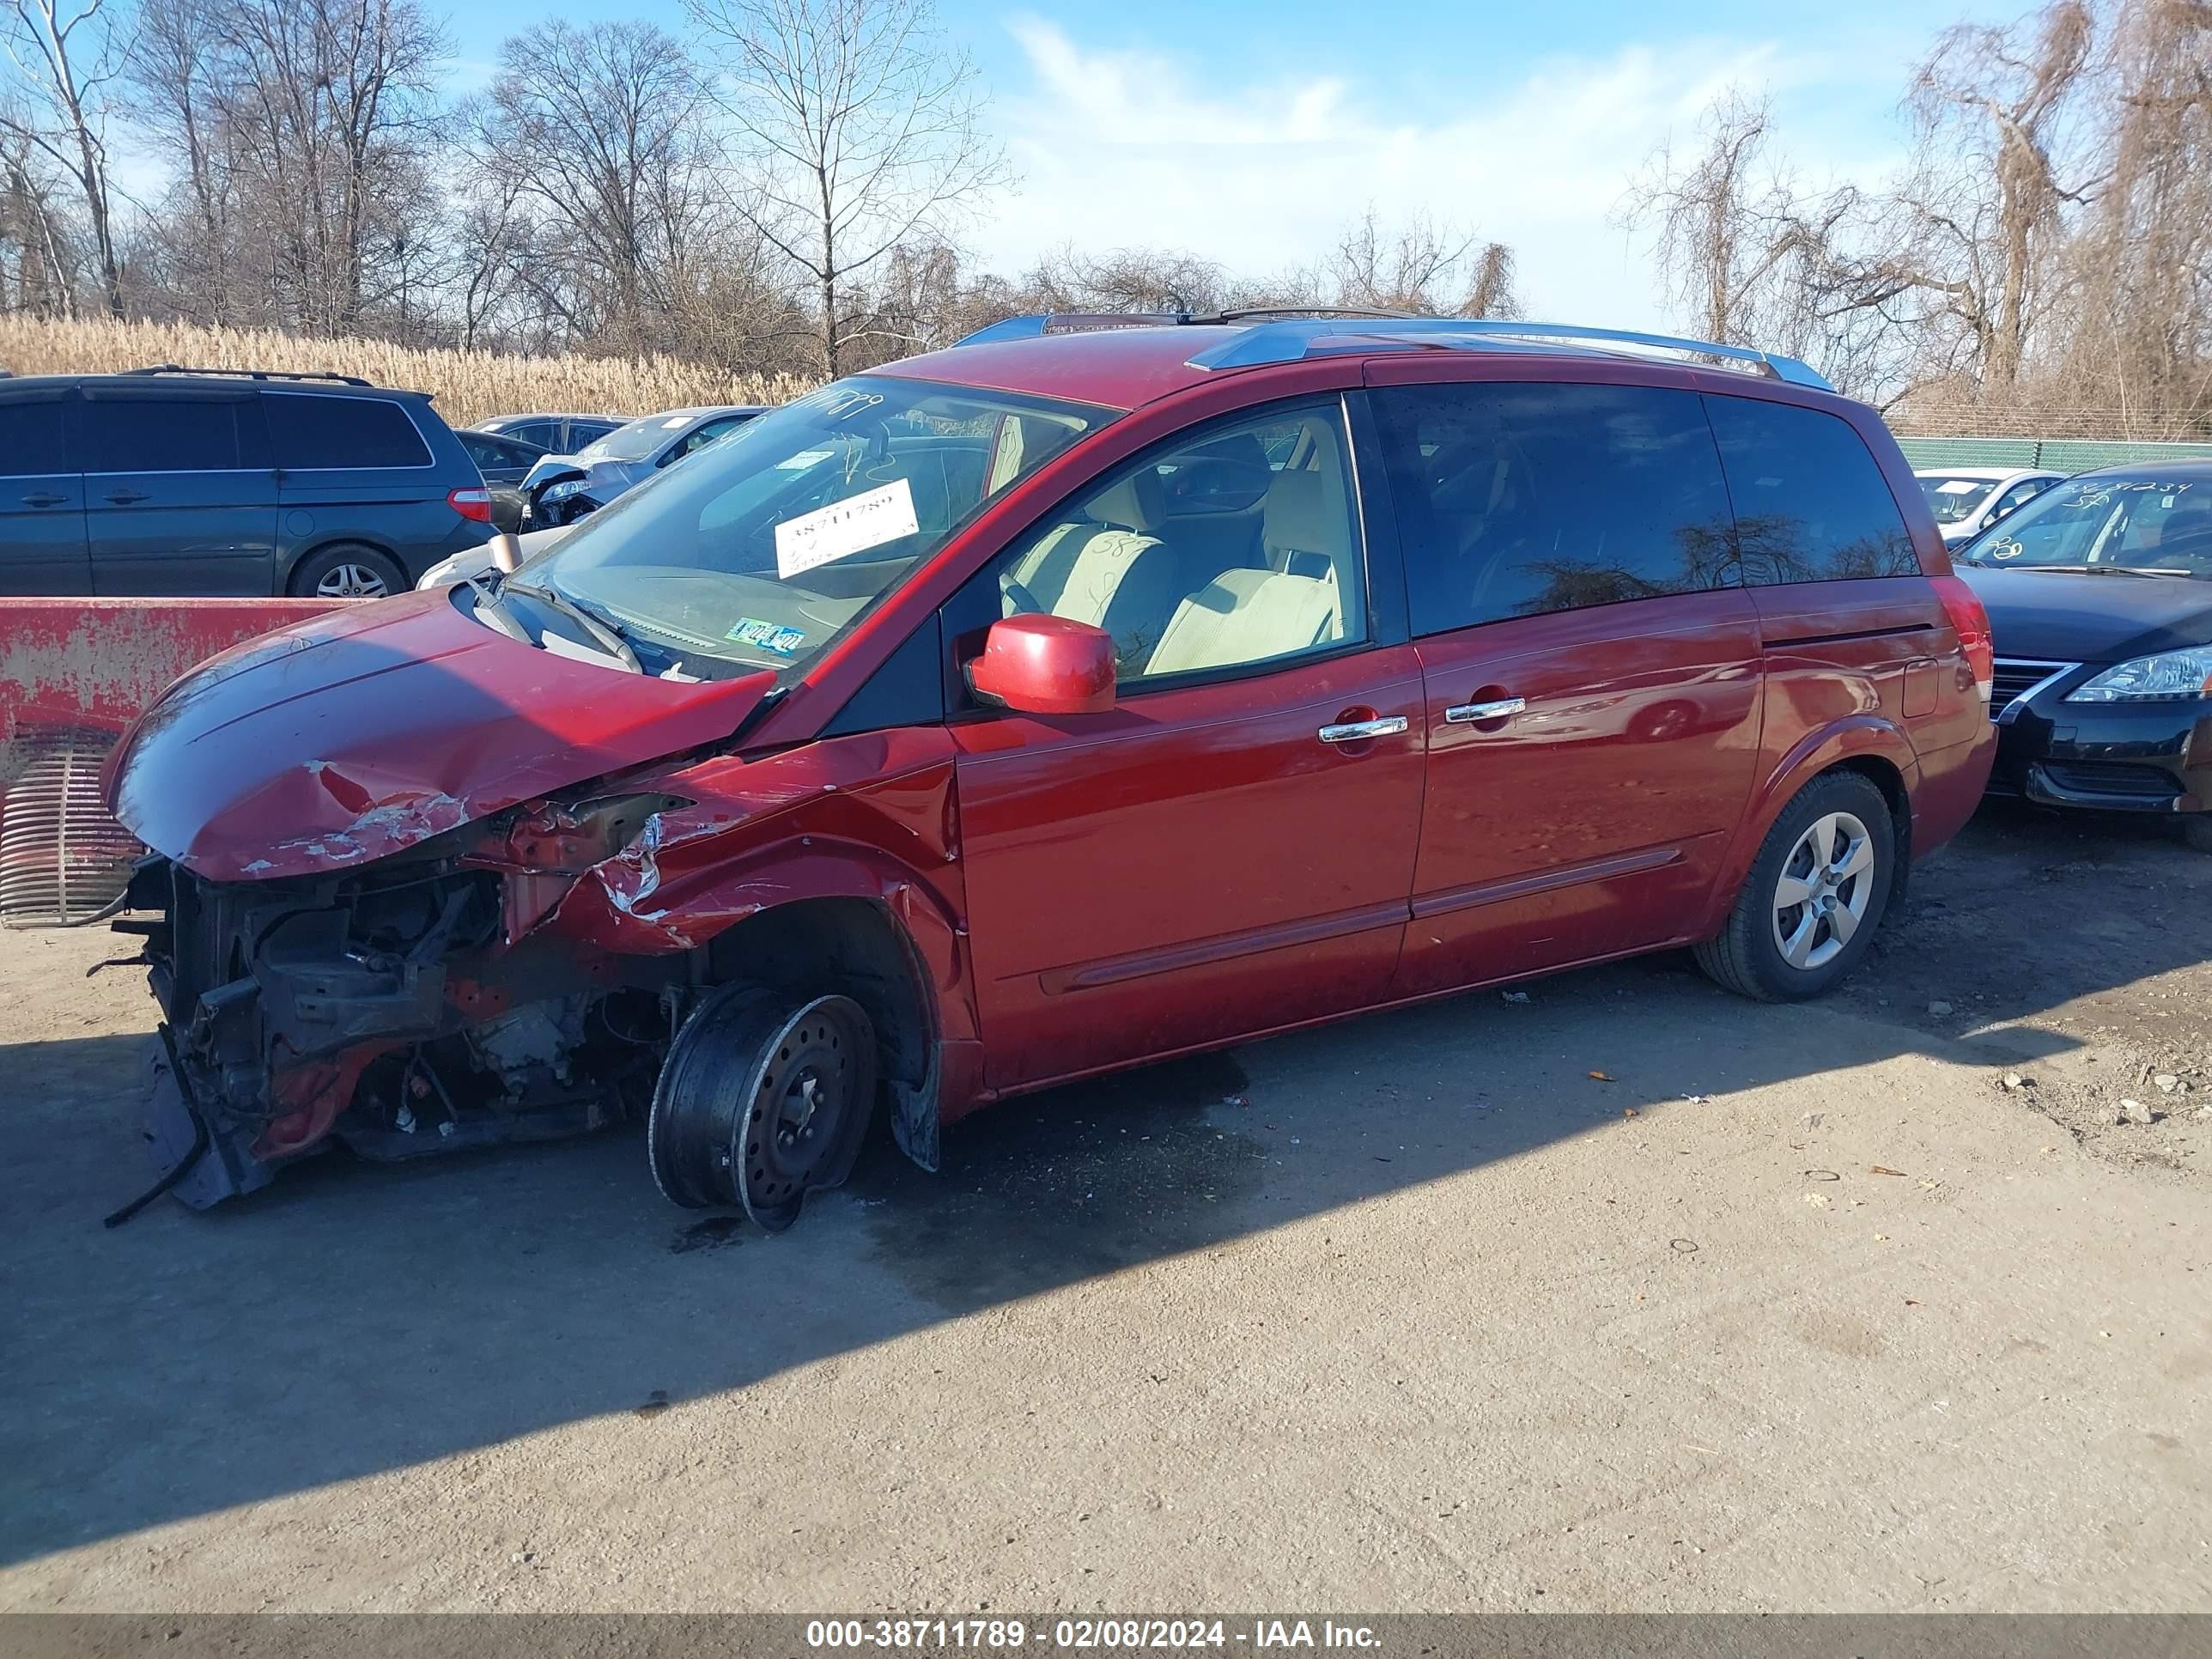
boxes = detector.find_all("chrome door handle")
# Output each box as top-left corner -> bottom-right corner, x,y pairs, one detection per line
1445,696 -> 1526,724
1317,716 -> 1408,744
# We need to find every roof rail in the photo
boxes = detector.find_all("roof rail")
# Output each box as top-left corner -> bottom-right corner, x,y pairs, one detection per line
957,312 -> 1204,345
1182,318 -> 1834,388
954,307 -> 1422,349
123,363 -> 375,386
950,312 -> 1834,391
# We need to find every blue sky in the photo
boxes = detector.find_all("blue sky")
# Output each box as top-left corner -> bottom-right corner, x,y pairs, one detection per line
442,0 -> 2021,329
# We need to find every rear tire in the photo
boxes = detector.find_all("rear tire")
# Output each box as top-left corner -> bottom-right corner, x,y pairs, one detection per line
289,544 -> 405,599
1696,770 -> 1896,1003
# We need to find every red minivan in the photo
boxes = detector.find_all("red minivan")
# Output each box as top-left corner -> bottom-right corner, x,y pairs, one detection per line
106,316 -> 1996,1225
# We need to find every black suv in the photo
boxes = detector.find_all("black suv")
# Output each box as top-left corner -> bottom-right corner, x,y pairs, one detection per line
0,367 -> 497,598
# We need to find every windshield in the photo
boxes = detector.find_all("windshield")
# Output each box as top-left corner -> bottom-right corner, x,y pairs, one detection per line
1964,474 -> 2212,576
1918,475 -> 2001,525
524,377 -> 1114,675
577,413 -> 694,463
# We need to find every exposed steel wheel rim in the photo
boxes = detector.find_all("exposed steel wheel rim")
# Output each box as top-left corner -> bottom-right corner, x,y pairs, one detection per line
738,996 -> 867,1224
1771,809 -> 1875,971
314,562 -> 390,599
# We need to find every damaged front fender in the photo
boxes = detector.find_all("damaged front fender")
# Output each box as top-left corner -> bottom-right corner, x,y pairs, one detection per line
550,727 -> 966,963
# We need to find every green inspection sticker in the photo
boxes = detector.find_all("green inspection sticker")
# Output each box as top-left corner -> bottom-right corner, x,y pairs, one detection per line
726,617 -> 807,654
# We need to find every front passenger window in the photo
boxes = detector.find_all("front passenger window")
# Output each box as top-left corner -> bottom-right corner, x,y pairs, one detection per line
992,403 -> 1367,686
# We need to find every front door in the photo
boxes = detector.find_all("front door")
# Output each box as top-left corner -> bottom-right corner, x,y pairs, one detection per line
950,398 -> 1425,1090
80,386 -> 281,595
1363,374 -> 1765,995
0,388 -> 89,593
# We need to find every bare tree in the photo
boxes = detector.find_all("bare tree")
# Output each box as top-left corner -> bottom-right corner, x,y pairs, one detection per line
1830,3 -> 2100,392
1462,242 -> 1519,320
2056,0 -> 2212,425
126,0 -> 236,321
1325,207 -> 1517,317
1620,91 -> 1838,348
684,0 -> 1009,375
0,113 -> 76,309
464,20 -> 805,367
122,0 -> 450,335
467,21 -> 720,349
0,0 -> 125,315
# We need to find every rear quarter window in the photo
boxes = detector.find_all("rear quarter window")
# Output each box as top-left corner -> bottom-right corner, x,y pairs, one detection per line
1705,395 -> 1919,583
265,393 -> 434,469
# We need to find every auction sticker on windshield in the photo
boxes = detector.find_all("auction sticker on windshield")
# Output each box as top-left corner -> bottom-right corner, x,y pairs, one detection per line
775,477 -> 920,580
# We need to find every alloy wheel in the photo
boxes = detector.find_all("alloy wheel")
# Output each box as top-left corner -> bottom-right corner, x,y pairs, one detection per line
313,562 -> 391,599
1771,810 -> 1875,971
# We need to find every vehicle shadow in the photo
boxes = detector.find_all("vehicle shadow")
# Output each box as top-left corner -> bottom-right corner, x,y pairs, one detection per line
7,798 -> 2204,1570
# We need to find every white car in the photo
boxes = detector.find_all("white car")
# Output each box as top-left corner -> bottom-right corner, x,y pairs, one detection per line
415,523 -> 576,590
1914,466 -> 2066,547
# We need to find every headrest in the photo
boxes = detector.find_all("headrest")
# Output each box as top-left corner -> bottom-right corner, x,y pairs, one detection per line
1263,468 -> 1345,556
1090,465 -> 1164,532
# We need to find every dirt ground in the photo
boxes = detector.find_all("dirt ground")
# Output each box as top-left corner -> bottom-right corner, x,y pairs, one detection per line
2,799 -> 2209,1613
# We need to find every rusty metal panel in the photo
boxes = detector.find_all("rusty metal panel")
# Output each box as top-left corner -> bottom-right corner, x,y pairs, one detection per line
0,599 -> 348,925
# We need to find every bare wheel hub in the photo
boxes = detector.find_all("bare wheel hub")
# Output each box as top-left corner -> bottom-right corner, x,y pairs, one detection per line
647,988 -> 877,1229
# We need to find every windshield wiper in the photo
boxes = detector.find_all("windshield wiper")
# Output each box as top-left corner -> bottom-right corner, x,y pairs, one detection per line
505,578 -> 644,673
2017,562 -> 2184,579
460,572 -> 532,644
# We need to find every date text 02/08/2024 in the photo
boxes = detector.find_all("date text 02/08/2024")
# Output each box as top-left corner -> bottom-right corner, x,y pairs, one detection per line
803,1621 -> 1382,1650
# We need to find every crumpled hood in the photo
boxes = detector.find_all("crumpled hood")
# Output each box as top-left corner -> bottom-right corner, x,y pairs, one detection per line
520,453 -> 650,497
107,587 -> 775,882
1961,565 -> 2212,663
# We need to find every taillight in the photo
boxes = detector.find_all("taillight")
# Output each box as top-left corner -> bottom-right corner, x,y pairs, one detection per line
447,486 -> 493,524
1931,573 -> 1993,702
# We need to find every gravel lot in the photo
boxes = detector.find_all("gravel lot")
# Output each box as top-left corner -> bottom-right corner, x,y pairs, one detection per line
2,800 -> 2209,1613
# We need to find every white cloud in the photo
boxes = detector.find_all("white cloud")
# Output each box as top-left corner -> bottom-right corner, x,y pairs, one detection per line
969,17 -> 1905,330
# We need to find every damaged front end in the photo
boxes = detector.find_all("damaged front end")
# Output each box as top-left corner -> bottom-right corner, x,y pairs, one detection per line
100,587 -> 972,1220
124,793 -> 694,1209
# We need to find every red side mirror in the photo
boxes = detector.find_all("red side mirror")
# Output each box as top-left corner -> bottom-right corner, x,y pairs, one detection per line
967,614 -> 1116,716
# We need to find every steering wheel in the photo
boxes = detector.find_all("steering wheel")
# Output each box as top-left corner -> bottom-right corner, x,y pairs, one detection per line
1002,576 -> 1043,615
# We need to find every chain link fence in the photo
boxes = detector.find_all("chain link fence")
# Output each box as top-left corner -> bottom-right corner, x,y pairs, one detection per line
1896,434 -> 2212,471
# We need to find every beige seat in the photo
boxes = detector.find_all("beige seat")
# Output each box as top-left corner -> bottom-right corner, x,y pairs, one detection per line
1259,466 -> 1353,633
1145,568 -> 1343,677
1001,469 -> 1184,665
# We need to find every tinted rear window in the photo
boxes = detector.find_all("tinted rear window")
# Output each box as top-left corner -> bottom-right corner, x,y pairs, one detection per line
0,396 -> 67,475
459,431 -> 532,467
1372,381 -> 1739,634
83,395 -> 269,472
267,393 -> 432,469
1705,395 -> 1919,582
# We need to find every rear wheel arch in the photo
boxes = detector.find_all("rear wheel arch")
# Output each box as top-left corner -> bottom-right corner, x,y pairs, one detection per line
1717,718 -> 1921,917
1697,765 -> 1899,1002
1831,753 -> 1914,901
284,538 -> 408,598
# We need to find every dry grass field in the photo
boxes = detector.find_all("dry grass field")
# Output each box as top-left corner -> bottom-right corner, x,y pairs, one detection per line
0,316 -> 817,426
